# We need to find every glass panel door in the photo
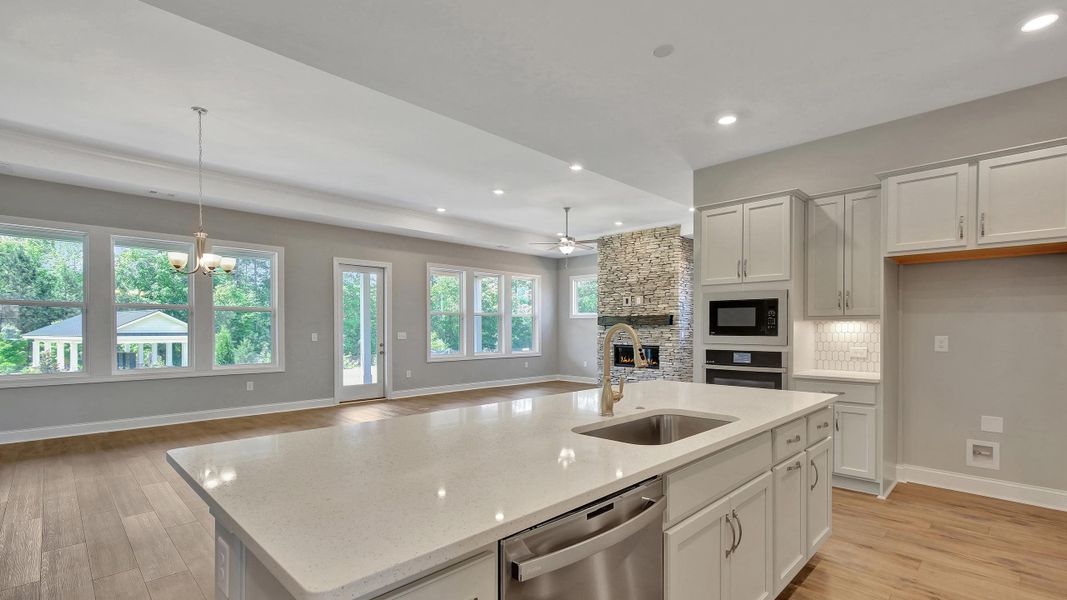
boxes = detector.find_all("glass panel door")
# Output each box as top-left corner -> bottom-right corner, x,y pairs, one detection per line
335,264 -> 385,401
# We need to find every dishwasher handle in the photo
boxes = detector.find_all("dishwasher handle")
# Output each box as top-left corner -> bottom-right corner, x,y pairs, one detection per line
510,495 -> 666,582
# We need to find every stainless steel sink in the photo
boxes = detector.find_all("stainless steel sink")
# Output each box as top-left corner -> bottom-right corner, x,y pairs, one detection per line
575,413 -> 734,445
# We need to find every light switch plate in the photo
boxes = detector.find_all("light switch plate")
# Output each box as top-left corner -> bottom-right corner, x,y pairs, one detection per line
311,332 -> 319,342
981,416 -> 1003,433
245,381 -> 254,392
397,331 -> 408,340
934,336 -> 949,352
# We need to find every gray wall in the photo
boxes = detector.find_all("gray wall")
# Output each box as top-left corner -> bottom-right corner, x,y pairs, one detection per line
695,76 -> 1067,206
556,254 -> 598,380
0,174 -> 567,431
899,256 -> 1067,490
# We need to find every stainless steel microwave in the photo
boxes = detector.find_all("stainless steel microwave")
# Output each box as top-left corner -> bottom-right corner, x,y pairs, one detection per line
703,290 -> 788,346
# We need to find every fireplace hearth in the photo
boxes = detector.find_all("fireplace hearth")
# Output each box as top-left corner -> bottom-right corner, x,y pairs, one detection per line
614,344 -> 660,370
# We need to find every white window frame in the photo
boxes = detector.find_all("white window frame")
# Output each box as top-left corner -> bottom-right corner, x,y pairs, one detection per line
427,267 -> 466,361
472,272 -> 502,356
569,274 -> 597,318
210,243 -> 284,372
0,221 -> 89,385
0,213 -> 285,389
426,263 -> 541,362
110,235 -> 195,376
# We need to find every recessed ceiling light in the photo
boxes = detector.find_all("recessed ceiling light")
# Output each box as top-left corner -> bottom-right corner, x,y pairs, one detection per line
436,207 -> 447,213
614,221 -> 623,226
493,188 -> 505,196
652,44 -> 675,58
569,163 -> 583,172
1021,13 -> 1059,32
717,114 -> 738,126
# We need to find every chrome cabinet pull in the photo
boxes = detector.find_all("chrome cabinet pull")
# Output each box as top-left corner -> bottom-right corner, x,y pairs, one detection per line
786,434 -> 801,444
845,290 -> 851,309
736,259 -> 741,278
732,509 -> 743,553
787,460 -> 802,472
980,212 -> 986,237
810,459 -> 820,491
958,215 -> 964,239
835,415 -> 839,431
724,513 -> 737,558
742,258 -> 748,277
837,291 -> 842,309
816,421 -> 830,430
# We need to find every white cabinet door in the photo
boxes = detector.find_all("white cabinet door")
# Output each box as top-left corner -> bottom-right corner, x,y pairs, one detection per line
885,164 -> 970,253
665,495 -> 730,600
834,403 -> 877,481
377,551 -> 496,600
806,437 -> 832,557
806,195 -> 845,317
727,472 -> 773,600
844,190 -> 881,316
772,454 -> 807,595
742,197 -> 791,283
701,205 -> 744,285
978,145 -> 1067,245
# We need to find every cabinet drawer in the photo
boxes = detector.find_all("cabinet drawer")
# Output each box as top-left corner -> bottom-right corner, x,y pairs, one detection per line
806,407 -> 833,444
773,419 -> 807,464
665,432 -> 771,526
377,551 -> 495,600
792,379 -> 876,405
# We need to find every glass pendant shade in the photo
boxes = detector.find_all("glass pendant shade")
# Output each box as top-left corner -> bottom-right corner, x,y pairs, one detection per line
168,251 -> 189,270
558,238 -> 576,255
219,256 -> 238,273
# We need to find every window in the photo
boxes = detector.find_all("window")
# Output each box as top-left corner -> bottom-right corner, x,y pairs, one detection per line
570,275 -> 597,318
0,224 -> 86,378
112,237 -> 192,371
510,276 -> 538,353
427,265 -> 540,361
212,247 -> 278,367
473,273 -> 501,354
428,268 -> 464,357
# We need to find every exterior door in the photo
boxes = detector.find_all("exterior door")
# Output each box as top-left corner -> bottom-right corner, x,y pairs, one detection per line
742,197 -> 791,283
806,195 -> 845,317
335,264 -> 386,401
844,189 -> 881,316
701,205 -> 744,285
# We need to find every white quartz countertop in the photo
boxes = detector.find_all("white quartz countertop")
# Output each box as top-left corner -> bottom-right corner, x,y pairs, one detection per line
793,369 -> 881,383
167,381 -> 835,600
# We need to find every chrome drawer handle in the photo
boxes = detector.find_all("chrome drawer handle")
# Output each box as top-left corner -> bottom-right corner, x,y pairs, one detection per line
816,421 -> 830,430
787,460 -> 802,472
786,434 -> 801,444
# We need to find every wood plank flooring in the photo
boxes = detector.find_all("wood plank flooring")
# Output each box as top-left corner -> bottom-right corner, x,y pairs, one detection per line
1,380 -> 1065,599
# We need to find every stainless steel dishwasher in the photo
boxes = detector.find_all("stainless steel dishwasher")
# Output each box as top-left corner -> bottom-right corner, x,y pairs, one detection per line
500,478 -> 665,599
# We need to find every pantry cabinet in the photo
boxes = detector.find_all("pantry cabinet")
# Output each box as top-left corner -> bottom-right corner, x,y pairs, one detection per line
977,145 -> 1067,245
884,164 -> 970,254
833,403 -> 877,481
806,190 -> 880,317
699,195 -> 794,286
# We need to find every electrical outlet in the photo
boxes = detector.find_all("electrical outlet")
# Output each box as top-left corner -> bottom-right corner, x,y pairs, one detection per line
635,295 -> 643,305
311,332 -> 319,342
934,336 -> 949,352
215,535 -> 231,598
397,331 -> 408,340
849,346 -> 868,359
245,381 -> 254,392
966,439 -> 1000,470
405,370 -> 412,378
524,361 -> 529,368
981,416 -> 1003,433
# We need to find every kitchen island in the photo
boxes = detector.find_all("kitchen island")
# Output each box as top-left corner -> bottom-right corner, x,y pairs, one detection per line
166,380 -> 835,600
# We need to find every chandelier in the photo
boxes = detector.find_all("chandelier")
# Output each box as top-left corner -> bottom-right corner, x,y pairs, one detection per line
168,107 -> 236,276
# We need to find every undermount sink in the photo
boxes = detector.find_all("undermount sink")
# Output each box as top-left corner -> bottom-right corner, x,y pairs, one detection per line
575,412 -> 735,445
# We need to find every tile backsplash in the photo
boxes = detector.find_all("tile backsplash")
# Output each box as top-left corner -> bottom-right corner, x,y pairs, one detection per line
813,320 -> 880,373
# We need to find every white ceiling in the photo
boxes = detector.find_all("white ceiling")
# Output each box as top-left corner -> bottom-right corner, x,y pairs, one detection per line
3,0 -> 1067,253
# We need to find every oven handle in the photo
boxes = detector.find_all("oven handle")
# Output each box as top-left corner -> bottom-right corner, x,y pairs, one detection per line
510,495 -> 666,582
704,364 -> 787,373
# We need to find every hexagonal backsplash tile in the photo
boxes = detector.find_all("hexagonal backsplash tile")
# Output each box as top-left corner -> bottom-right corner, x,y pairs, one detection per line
812,320 -> 880,373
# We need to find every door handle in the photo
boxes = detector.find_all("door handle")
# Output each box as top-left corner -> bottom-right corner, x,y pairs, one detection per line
724,513 -> 737,558
510,495 -> 666,581
810,459 -> 820,491
732,509 -> 743,553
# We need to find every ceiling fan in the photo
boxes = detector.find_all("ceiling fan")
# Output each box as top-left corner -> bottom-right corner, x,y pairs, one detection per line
530,207 -> 597,255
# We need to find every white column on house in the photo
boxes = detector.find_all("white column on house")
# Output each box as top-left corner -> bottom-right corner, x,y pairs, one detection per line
71,342 -> 79,372
137,344 -> 145,368
180,341 -> 188,366
56,341 -> 66,370
148,343 -> 158,367
31,340 -> 40,368
165,343 -> 173,368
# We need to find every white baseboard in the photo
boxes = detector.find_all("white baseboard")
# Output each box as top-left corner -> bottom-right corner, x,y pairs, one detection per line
0,397 -> 337,445
555,375 -> 597,384
390,375 -> 583,399
897,464 -> 1067,512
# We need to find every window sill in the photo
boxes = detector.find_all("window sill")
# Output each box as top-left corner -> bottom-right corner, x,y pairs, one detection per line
427,352 -> 542,363
570,313 -> 597,319
0,365 -> 285,389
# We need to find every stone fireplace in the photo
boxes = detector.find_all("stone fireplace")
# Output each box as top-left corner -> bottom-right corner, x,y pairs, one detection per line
597,225 -> 693,383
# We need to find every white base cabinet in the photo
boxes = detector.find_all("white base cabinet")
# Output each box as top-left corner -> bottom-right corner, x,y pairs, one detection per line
772,454 -> 806,594
834,403 -> 878,481
806,438 -> 833,556
665,472 -> 773,600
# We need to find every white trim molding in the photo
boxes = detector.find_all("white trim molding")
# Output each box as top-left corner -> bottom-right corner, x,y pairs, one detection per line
556,374 -> 597,384
897,464 -> 1067,512
390,375 -> 574,399
0,397 -> 336,445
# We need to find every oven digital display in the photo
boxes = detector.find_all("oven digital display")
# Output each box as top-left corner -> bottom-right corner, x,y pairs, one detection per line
732,352 -> 752,364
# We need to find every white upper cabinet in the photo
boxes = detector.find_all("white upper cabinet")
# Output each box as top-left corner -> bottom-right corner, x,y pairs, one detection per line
806,196 -> 845,317
884,164 -> 970,253
701,205 -> 744,285
844,190 -> 881,316
806,191 -> 880,318
977,145 -> 1067,245
742,197 -> 792,283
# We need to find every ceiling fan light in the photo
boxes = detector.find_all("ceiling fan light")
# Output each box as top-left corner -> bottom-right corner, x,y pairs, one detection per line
558,238 -> 576,255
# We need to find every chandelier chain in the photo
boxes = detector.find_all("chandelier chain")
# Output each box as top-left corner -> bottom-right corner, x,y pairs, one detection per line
197,108 -> 204,231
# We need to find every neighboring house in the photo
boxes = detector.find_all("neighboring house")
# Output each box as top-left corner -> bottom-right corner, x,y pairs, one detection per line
24,309 -> 188,371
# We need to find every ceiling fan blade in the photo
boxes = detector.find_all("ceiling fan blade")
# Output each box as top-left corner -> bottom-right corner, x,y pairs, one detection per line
574,244 -> 597,251
528,242 -> 562,246
576,239 -> 598,245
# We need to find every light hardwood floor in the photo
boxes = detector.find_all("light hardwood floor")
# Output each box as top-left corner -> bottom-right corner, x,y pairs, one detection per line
2,380 -> 1066,599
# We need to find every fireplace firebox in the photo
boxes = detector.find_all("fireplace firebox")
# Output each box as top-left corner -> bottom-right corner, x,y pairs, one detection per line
613,344 -> 660,370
